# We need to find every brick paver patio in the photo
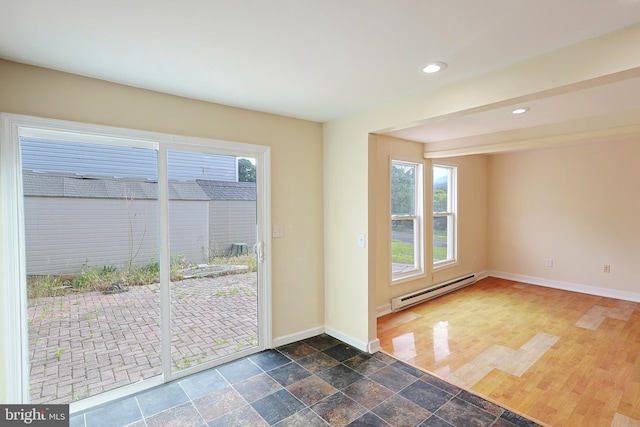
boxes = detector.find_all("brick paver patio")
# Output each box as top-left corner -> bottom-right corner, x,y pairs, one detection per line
28,272 -> 258,404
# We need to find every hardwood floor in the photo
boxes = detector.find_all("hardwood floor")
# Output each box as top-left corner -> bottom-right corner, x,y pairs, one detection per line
377,277 -> 640,427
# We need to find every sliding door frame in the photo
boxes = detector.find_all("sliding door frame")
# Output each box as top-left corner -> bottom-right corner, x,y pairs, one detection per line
0,112 -> 272,412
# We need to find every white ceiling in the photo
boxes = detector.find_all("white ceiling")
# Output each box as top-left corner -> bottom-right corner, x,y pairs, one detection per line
389,75 -> 640,144
1,1 -> 640,143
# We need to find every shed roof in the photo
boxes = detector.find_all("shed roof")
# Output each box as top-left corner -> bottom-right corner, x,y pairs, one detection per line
22,171 -> 254,201
196,179 -> 256,201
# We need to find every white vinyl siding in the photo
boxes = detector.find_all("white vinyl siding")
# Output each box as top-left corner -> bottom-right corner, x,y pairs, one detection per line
21,137 -> 237,182
24,197 -> 209,275
209,201 -> 257,256
167,200 -> 210,264
167,151 -> 236,182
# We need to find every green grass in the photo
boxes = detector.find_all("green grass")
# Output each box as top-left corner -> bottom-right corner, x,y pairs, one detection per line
433,246 -> 448,262
209,253 -> 258,273
27,257 -> 187,298
391,239 -> 414,264
392,239 -> 449,264
27,276 -> 71,299
433,229 -> 448,262
27,253 -> 258,299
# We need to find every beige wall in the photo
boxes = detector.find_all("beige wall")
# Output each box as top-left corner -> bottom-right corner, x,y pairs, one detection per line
324,23 -> 640,350
372,135 -> 488,310
488,138 -> 640,293
0,60 -> 325,379
3,22 -> 640,401
433,154 -> 489,287
323,119 -> 371,346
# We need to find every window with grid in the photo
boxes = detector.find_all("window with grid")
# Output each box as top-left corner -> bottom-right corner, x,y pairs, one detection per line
391,159 -> 424,282
433,164 -> 457,266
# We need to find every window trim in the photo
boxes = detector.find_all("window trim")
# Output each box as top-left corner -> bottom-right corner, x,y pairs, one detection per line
390,158 -> 425,284
432,163 -> 457,269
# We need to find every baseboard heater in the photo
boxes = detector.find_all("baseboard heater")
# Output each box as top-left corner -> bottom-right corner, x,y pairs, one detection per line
391,274 -> 476,312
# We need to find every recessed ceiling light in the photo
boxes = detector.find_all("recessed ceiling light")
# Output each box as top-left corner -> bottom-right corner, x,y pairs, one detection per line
511,107 -> 530,115
422,61 -> 447,74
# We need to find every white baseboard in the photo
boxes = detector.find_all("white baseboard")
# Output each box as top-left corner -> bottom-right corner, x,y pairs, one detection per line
368,338 -> 381,353
475,270 -> 490,281
376,304 -> 392,318
488,270 -> 640,302
325,327 -> 378,353
273,326 -> 380,354
271,326 -> 325,348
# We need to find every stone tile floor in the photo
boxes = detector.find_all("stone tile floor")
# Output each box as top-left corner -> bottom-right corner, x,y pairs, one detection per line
28,273 -> 258,404
70,335 -> 541,427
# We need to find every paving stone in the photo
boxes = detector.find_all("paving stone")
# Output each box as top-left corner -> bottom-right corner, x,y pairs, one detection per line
29,273 -> 259,404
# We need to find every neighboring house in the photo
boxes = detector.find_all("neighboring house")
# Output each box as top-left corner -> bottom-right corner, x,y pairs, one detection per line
20,137 -> 239,182
22,170 -> 256,276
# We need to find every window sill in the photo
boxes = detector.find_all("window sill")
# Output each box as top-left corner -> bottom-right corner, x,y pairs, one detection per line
391,271 -> 426,286
433,260 -> 458,271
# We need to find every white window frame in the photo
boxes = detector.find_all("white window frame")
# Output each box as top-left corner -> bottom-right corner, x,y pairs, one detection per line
390,158 -> 425,284
433,163 -> 457,268
0,113 -> 272,410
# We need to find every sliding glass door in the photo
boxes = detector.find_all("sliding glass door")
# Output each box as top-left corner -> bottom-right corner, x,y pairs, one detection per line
167,150 -> 260,375
22,137 -> 163,405
1,113 -> 270,410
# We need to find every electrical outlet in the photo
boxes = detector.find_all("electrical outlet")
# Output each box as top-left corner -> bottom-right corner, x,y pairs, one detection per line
603,264 -> 611,273
546,258 -> 553,267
